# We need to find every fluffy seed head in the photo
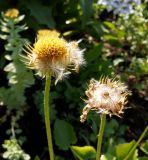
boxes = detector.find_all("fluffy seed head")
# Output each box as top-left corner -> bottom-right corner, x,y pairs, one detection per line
5,8 -> 19,18
22,34 -> 85,84
80,77 -> 130,122
67,40 -> 86,72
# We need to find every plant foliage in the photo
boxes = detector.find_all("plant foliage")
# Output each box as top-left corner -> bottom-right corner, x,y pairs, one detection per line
0,0 -> 147,160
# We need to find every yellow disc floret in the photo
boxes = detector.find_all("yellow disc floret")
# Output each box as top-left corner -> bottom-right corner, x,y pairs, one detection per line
34,36 -> 68,61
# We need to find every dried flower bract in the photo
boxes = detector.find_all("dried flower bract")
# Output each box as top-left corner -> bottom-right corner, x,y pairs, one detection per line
80,77 -> 130,122
22,34 -> 85,84
5,8 -> 19,18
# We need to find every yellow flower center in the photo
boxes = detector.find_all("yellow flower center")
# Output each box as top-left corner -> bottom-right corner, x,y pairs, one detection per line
33,36 -> 68,61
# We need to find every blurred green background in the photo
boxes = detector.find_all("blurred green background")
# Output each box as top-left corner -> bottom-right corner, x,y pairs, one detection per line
0,0 -> 147,160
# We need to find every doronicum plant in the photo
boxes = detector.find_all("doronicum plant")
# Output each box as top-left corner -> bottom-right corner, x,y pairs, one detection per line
22,29 -> 85,160
80,77 -> 130,160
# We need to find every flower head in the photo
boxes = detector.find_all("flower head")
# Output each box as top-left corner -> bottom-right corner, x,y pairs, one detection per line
5,8 -> 19,18
22,34 -> 85,84
37,29 -> 60,39
80,77 -> 130,122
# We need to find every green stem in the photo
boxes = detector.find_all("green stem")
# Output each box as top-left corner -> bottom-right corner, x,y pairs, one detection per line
124,126 -> 148,160
11,117 -> 16,139
44,74 -> 54,160
96,114 -> 106,160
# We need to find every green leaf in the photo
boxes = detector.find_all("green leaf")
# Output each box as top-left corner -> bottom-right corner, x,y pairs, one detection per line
0,87 -> 26,109
55,155 -> 65,160
103,21 -> 117,31
34,155 -> 40,160
89,21 -> 105,38
115,140 -> 137,160
71,146 -> 96,160
103,35 -> 118,41
0,34 -> 8,40
85,44 -> 103,62
22,0 -> 55,28
16,15 -> 25,22
4,62 -> 16,73
103,21 -> 125,39
132,149 -> 139,160
54,119 -> 77,150
140,140 -> 148,155
105,119 -> 119,135
33,91 -> 57,121
80,0 -> 94,26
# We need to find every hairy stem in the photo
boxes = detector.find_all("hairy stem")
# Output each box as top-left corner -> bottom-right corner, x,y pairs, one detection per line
44,74 -> 54,160
96,114 -> 106,160
124,126 -> 148,160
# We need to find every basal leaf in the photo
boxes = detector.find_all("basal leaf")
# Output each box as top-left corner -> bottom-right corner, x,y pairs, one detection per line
71,146 -> 96,160
115,140 -> 136,160
54,119 -> 77,150
140,140 -> 148,155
